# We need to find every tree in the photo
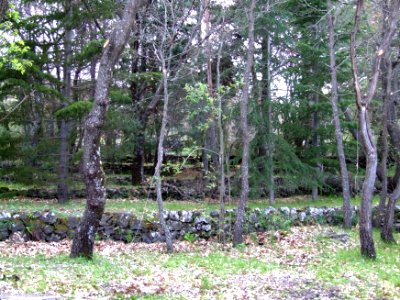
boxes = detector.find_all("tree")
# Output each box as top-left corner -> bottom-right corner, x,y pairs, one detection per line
327,0 -> 352,228
233,0 -> 256,247
350,0 -> 400,258
70,0 -> 149,259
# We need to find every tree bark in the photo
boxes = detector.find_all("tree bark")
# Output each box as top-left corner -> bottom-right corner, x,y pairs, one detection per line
71,0 -> 148,259
327,0 -> 352,228
375,55 -> 391,227
381,35 -> 400,242
0,0 -> 8,21
233,0 -> 256,247
216,41 -> 225,243
57,0 -> 74,204
350,0 -> 400,258
153,4 -> 174,252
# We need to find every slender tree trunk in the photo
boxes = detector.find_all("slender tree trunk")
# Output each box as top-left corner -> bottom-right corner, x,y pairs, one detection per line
376,56 -> 391,227
58,119 -> 70,203
311,93 -> 321,201
350,0 -> 400,258
327,0 -> 352,228
57,0 -> 74,203
216,42 -> 225,243
154,45 -> 174,254
71,0 -> 148,259
131,113 -> 147,185
233,0 -> 256,246
263,28 -> 275,204
381,37 -> 400,242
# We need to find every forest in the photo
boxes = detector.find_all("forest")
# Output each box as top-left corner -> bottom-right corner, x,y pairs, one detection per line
0,0 -> 400,299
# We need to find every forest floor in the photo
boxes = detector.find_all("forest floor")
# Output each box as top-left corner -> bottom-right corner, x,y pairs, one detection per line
0,226 -> 399,300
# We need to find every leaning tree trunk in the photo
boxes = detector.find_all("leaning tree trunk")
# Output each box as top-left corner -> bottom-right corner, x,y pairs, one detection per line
327,0 -> 352,228
233,0 -> 256,247
71,0 -> 148,259
350,0 -> 400,258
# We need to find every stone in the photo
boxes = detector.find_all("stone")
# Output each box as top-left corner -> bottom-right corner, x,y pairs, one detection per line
264,207 -> 276,216
279,207 -> 290,216
41,212 -> 57,225
67,217 -> 80,229
102,226 -> 115,237
32,211 -> 42,219
249,213 -> 258,224
46,234 -> 61,243
210,210 -> 219,218
201,224 -> 212,232
307,207 -> 324,218
43,225 -> 54,235
130,219 -> 143,231
99,214 -> 112,226
9,232 -> 26,243
142,231 -> 161,243
0,229 -> 10,241
168,221 -> 183,231
299,212 -> 307,222
168,211 -> 179,221
179,210 -> 193,223
11,221 -> 25,233
117,214 -> 131,229
0,211 -> 11,220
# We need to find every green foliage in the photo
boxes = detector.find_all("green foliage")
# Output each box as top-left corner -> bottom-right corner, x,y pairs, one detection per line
0,8 -> 33,74
261,213 -> 292,231
127,72 -> 162,84
110,90 -> 131,105
183,232 -> 197,243
74,39 -> 104,62
54,101 -> 93,120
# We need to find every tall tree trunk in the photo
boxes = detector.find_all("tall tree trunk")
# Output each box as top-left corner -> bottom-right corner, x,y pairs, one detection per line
71,0 -> 148,259
311,93 -> 321,201
350,0 -> 400,258
327,0 -> 352,228
153,16 -> 174,253
262,28 -> 275,204
57,0 -> 74,203
376,55 -> 391,227
381,39 -> 400,242
233,0 -> 256,246
216,42 -> 225,243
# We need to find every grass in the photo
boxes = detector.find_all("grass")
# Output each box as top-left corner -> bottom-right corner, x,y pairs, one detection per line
0,226 -> 399,299
311,229 -> 400,299
0,194 -> 379,218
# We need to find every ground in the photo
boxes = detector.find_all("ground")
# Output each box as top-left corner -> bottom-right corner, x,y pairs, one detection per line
0,226 -> 399,299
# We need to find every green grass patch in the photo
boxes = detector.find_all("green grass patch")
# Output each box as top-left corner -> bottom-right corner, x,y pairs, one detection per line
312,229 -> 400,299
162,251 -> 277,277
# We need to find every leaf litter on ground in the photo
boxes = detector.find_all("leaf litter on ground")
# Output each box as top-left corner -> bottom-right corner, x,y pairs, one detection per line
0,225 -> 398,299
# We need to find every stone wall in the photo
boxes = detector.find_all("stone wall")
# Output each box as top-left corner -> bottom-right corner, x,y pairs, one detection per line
1,206 -> 399,243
